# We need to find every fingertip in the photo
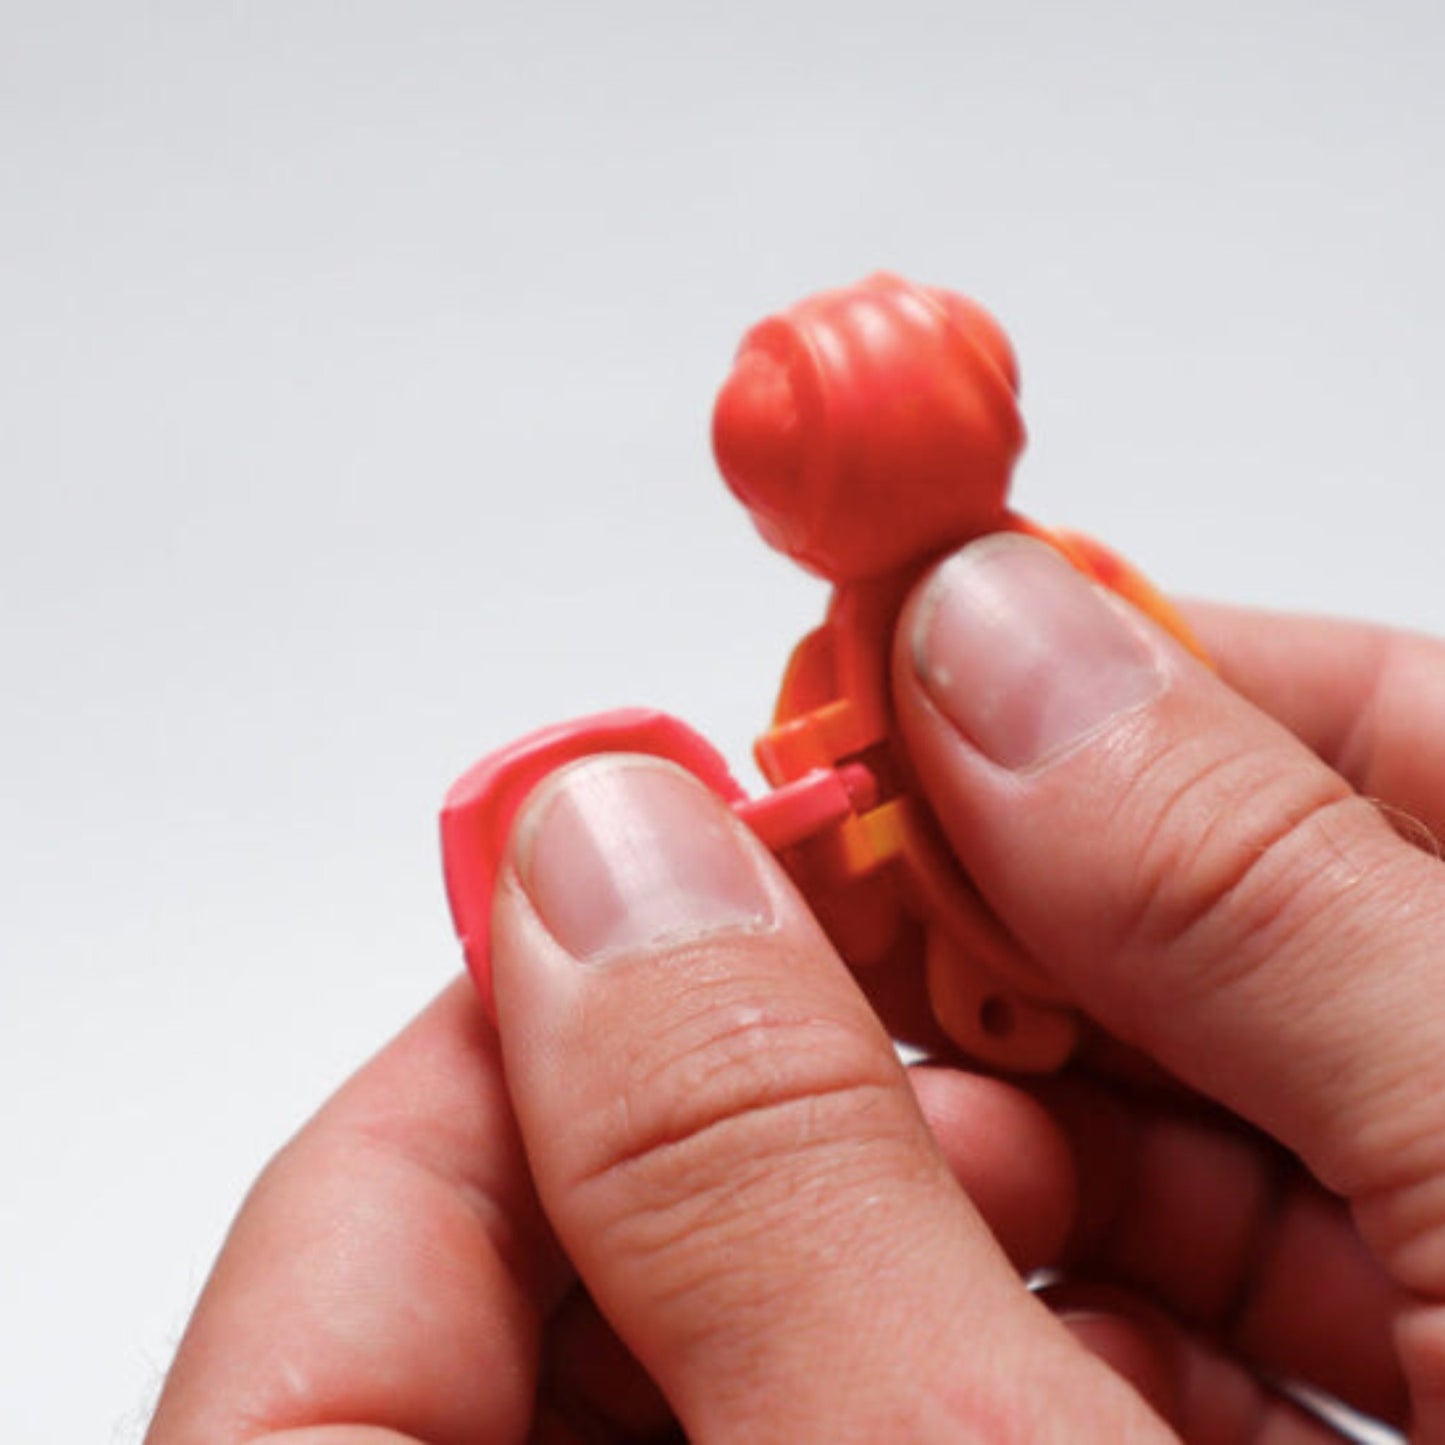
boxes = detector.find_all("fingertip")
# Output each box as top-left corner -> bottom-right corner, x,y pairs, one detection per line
505,755 -> 778,965
908,1066 -> 1077,1271
487,752 -> 800,1068
1054,1304 -> 1183,1432
901,534 -> 1171,773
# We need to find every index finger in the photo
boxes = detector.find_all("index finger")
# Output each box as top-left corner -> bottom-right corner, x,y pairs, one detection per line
146,978 -> 567,1445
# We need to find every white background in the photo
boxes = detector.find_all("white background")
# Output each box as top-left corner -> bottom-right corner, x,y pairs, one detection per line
2,3 -> 1440,1439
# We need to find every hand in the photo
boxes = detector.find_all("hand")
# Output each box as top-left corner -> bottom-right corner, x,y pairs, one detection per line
891,533 -> 1443,1436
146,788 -> 1144,1442
148,533 -> 1444,1441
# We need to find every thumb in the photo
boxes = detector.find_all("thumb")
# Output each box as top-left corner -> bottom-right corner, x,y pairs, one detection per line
894,536 -> 1445,1293
489,754 -> 1167,1442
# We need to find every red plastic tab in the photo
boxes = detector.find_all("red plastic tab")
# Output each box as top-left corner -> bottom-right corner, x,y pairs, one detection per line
734,762 -> 878,852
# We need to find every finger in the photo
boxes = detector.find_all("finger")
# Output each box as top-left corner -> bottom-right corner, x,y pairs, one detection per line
910,1059 -> 1406,1422
146,979 -> 567,1445
1184,601 -> 1445,843
539,1288 -> 675,1440
893,536 -> 1445,1421
1045,1285 -> 1359,1445
532,1070 -> 1080,1435
1043,1077 -> 1405,1424
490,755 -> 1173,1441
906,1064 -> 1078,1272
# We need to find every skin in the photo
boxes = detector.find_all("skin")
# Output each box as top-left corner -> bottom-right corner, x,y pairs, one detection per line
147,535 -> 1445,1443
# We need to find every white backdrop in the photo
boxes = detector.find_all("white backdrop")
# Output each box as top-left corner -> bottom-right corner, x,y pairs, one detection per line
2,4 -> 1440,1439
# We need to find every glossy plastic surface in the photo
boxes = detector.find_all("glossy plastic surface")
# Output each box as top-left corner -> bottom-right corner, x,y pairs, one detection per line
442,273 -> 1209,1067
712,272 -> 1024,583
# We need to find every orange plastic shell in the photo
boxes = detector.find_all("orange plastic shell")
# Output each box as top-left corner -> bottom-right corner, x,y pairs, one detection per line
717,277 -> 1209,1068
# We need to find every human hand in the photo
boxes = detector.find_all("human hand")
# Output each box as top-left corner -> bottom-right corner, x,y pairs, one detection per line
148,531 -> 1442,1441
887,531 -> 1445,1437
145,766 -> 1157,1443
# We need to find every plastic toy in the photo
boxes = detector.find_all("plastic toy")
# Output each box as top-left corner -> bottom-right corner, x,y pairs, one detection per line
442,273 -> 1206,1070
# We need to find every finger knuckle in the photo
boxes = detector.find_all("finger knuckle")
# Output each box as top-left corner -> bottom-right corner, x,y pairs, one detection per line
562,952 -> 932,1272
1115,737 -> 1380,1008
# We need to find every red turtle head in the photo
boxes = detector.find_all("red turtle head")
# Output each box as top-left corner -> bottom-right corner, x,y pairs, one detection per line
712,273 -> 1025,583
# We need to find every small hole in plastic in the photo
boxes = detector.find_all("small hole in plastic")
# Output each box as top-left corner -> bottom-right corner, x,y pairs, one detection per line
980,995 -> 1015,1038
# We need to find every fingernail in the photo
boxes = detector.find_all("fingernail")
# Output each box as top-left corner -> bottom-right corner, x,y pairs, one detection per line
912,534 -> 1166,770
514,756 -> 776,962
